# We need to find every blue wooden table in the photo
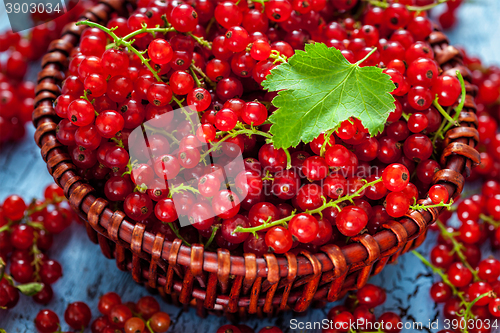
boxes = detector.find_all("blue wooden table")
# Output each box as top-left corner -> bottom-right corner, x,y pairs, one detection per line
0,1 -> 499,332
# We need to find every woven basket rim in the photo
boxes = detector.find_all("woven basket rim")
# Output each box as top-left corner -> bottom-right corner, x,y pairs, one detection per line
32,0 -> 480,287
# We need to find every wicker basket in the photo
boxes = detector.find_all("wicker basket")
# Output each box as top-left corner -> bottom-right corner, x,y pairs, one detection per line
32,0 -> 481,318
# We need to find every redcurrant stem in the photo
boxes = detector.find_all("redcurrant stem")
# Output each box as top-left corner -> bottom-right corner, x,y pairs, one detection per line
190,64 -> 216,88
26,221 -> 44,230
0,257 -> 5,280
189,66 -> 202,88
110,137 -> 125,148
459,291 -> 495,333
25,195 -> 65,217
142,123 -> 180,144
283,146 -> 292,169
205,17 -> 215,35
433,71 -> 467,144
134,184 -> 148,193
355,47 -> 378,66
31,242 -> 43,282
366,0 -> 450,11
172,96 -> 197,135
205,225 -> 219,248
161,14 -> 170,28
409,199 -> 454,212
453,71 -> 467,115
251,0 -> 268,7
441,71 -> 467,135
122,158 -> 136,177
262,170 -> 274,181
199,126 -> 272,162
121,24 -> 176,43
169,183 -> 200,195
234,178 -> 383,235
145,318 -> 155,333
0,219 -> 15,233
319,129 -> 335,157
411,250 -> 467,303
167,223 -> 191,247
80,90 -> 95,106
187,32 -> 212,50
432,114 -> 447,146
436,221 -> 481,282
3,273 -> 15,287
480,213 -> 500,228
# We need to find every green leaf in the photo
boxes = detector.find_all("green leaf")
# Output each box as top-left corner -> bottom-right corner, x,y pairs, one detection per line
16,282 -> 44,296
262,43 -> 396,149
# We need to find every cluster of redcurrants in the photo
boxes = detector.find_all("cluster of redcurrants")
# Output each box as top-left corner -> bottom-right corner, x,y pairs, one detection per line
0,0 -> 97,147
50,0 -> 472,256
424,180 -> 500,329
35,293 -> 171,333
0,184 -> 73,310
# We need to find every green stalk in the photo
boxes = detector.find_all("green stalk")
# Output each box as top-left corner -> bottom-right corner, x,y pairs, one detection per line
171,96 -> 196,135
234,178 -> 383,236
441,71 -> 467,135
0,258 -> 5,281
169,183 -> 200,195
459,291 -> 495,333
432,115 -> 447,146
30,243 -> 43,281
283,146 -> 292,169
319,129 -> 335,157
187,32 -> 212,50
433,71 -> 467,144
480,214 -> 500,228
355,47 -> 378,66
269,50 -> 287,64
189,66 -> 202,88
146,318 -> 155,333
121,26 -> 175,42
75,21 -> 163,83
190,64 -> 216,88
142,123 -> 180,144
199,127 -> 272,161
433,98 -> 460,127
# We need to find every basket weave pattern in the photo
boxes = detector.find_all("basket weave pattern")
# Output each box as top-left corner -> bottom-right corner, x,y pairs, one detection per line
32,0 -> 481,316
